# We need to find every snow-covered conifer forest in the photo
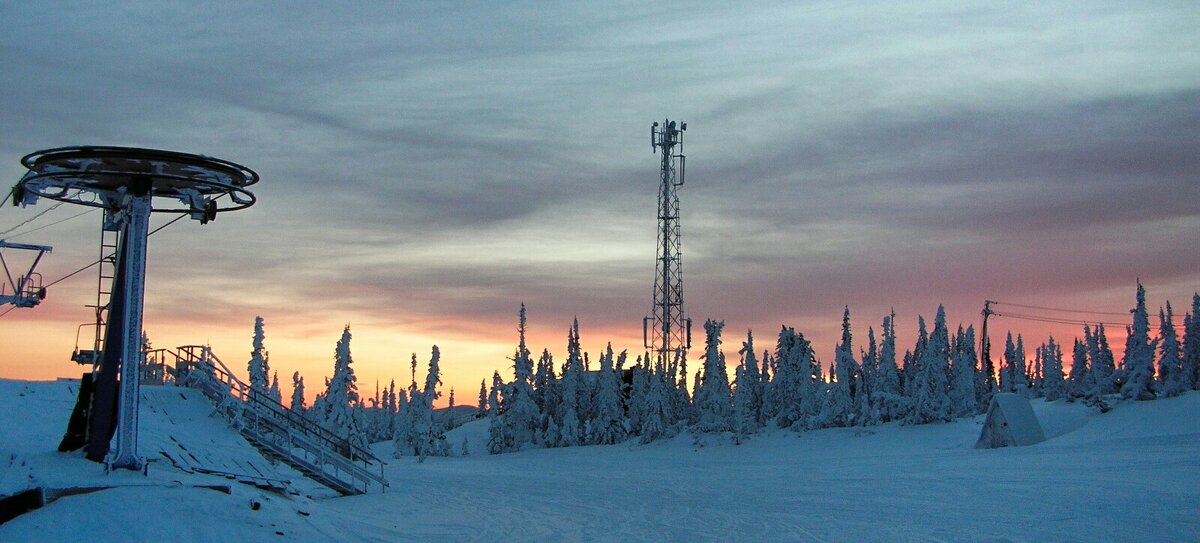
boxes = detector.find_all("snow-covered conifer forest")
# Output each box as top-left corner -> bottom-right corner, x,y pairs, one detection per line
5,283 -> 1197,541
274,282 -> 1196,458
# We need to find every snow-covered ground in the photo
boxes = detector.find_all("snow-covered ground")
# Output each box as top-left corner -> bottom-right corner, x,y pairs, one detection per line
1,378 -> 1197,541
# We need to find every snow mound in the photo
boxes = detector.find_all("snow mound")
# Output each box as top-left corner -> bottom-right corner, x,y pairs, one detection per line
445,417 -> 489,456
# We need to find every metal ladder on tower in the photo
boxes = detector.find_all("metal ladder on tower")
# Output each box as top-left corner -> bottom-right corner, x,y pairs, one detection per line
71,228 -> 118,365
169,345 -> 389,496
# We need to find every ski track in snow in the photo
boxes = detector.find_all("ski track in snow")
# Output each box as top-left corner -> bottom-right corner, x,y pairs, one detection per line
1,379 -> 1198,542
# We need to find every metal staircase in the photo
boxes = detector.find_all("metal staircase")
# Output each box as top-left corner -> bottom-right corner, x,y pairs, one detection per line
151,345 -> 388,496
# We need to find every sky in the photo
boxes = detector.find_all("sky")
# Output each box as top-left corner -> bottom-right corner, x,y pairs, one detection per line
1,1 -> 1198,407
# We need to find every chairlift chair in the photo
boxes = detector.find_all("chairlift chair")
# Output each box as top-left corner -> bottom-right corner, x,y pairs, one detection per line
0,240 -> 52,308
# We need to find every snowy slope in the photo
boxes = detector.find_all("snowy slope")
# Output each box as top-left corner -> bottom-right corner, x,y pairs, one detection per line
3,378 -> 1198,542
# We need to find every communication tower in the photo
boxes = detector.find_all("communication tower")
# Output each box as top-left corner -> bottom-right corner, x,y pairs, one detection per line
643,119 -> 691,363
14,146 -> 258,471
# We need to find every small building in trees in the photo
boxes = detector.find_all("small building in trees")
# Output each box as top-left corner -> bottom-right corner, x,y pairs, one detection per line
975,393 -> 1046,449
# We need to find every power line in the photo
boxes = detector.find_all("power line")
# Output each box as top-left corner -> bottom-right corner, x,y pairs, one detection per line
3,208 -> 97,240
1,213 -> 190,317
991,300 -> 1130,317
0,201 -> 65,237
993,310 -> 1186,331
41,214 -> 188,290
0,186 -> 14,217
148,213 -> 188,236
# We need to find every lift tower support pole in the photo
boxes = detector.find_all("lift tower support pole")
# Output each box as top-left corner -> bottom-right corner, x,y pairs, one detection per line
14,146 -> 259,472
108,186 -> 151,469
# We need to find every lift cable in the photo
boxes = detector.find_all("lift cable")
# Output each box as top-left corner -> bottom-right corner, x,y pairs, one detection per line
42,213 -> 189,290
3,208 -> 96,241
0,213 -> 190,319
991,300 -> 1131,317
0,201 -> 66,237
0,186 -> 14,217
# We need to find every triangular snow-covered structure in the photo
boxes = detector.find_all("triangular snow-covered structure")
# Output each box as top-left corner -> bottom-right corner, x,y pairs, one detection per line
975,393 -> 1046,449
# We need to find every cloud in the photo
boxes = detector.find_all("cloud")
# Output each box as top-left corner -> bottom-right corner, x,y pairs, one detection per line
1,1 -> 1197,390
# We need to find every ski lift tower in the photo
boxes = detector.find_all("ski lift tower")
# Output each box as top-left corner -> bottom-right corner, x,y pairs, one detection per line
13,146 -> 258,471
643,119 -> 692,364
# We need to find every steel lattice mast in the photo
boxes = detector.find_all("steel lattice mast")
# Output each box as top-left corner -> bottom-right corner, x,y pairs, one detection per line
643,119 -> 691,363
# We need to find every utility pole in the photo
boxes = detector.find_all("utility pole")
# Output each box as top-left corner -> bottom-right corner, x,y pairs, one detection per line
981,300 -> 997,394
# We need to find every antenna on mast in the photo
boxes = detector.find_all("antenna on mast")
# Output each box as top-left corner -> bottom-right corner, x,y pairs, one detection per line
643,119 -> 691,364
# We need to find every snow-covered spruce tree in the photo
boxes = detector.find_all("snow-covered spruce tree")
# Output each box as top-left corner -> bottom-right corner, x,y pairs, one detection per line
393,354 -> 421,458
486,371 -> 508,454
311,391 -> 327,424
900,317 -> 927,414
1041,336 -> 1066,401
269,371 -> 282,404
731,360 -> 755,444
765,326 -> 810,429
533,345 -> 554,412
391,386 -> 410,451
1032,347 -> 1044,397
1067,339 -> 1092,401
634,358 -> 670,443
1121,281 -> 1157,401
979,323 -> 998,407
381,380 -> 397,439
1088,324 -> 1116,395
413,346 -> 450,460
874,311 -> 904,422
694,319 -> 732,433
759,350 -> 771,396
626,357 -> 647,435
904,307 -> 952,425
351,401 -> 371,448
1015,335 -> 1029,396
670,350 -> 695,425
1157,303 -> 1187,397
906,316 -> 929,393
592,344 -> 628,444
477,379 -> 488,418
818,307 -> 856,428
738,330 -> 765,428
1185,293 -> 1200,391
445,388 -> 457,431
290,371 -> 306,413
324,326 -> 361,442
557,319 -> 585,447
949,325 -> 978,417
492,303 -> 540,452
1000,333 -> 1016,393
247,316 -> 270,396
856,326 -> 877,426
1001,332 -> 1029,395
535,349 -> 560,443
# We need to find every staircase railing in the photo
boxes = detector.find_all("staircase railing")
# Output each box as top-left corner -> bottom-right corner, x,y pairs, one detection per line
153,344 -> 388,495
